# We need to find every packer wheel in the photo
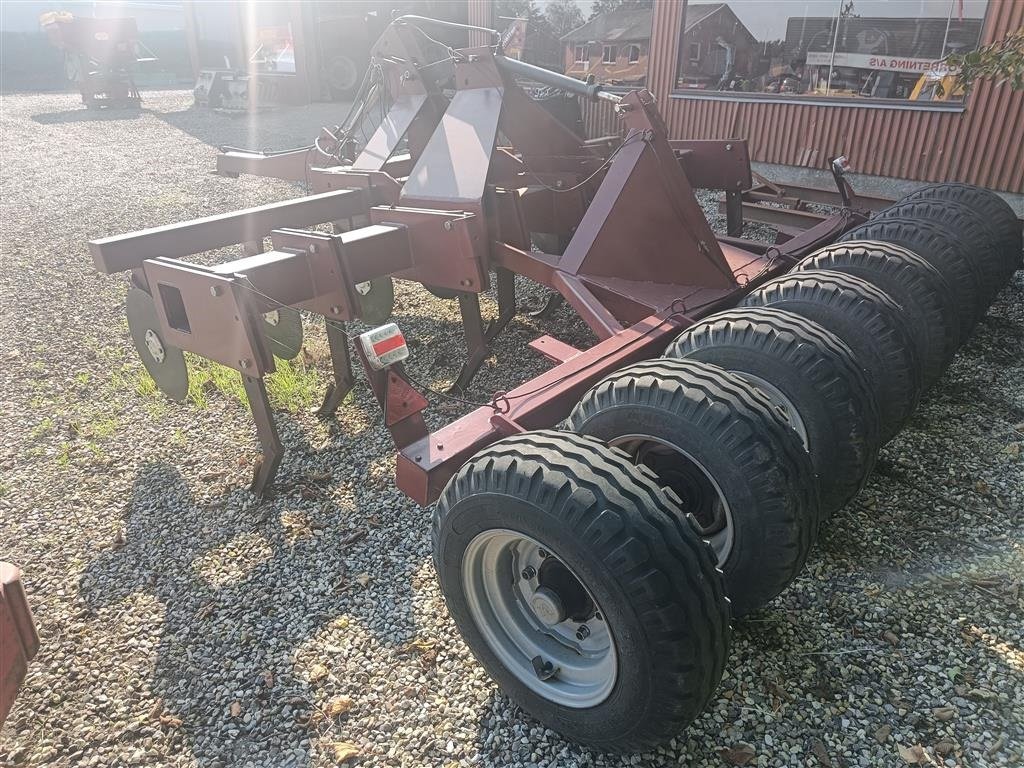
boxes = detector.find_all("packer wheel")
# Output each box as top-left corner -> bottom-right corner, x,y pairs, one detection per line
741,270 -> 922,444
666,307 -> 879,519
567,359 -> 820,617
434,430 -> 729,749
797,240 -> 960,387
897,182 -> 1021,274
838,217 -> 985,332
876,200 -> 1004,304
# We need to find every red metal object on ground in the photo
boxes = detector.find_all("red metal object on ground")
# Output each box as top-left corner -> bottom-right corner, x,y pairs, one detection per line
0,563 -> 39,727
89,15 -> 867,496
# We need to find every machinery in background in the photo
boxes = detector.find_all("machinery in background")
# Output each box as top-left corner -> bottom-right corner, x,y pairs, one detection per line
40,11 -> 153,109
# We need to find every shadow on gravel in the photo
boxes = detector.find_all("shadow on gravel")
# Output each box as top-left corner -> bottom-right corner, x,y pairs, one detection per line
153,103 -> 349,154
30,108 -> 144,125
78,448 -> 418,767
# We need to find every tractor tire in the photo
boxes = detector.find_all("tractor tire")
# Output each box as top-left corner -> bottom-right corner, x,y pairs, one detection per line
837,217 -> 984,332
876,200 -> 1005,304
566,359 -> 820,618
898,182 -> 1021,273
796,240 -> 959,388
434,430 -> 729,750
741,270 -> 922,444
326,54 -> 361,100
665,307 -> 879,519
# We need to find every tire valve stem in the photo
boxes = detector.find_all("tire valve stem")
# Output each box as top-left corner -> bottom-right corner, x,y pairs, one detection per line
521,566 -> 536,580
538,549 -> 548,558
531,655 -> 558,681
575,624 -> 590,641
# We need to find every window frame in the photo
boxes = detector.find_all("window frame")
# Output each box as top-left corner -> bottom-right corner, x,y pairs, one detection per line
602,44 -> 618,65
626,44 -> 641,64
688,41 -> 700,63
669,1 -> 991,112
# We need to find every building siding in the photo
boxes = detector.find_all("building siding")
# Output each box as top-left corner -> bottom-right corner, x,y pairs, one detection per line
581,0 -> 1023,193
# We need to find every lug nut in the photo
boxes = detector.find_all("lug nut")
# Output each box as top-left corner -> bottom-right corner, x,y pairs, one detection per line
575,624 -> 590,641
521,566 -> 536,580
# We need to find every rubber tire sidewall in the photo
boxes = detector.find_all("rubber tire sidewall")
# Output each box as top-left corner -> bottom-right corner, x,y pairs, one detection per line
569,392 -> 815,617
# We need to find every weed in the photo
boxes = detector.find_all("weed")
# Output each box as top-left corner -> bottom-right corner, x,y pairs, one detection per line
31,417 -> 55,439
186,355 -> 321,413
87,417 -> 118,439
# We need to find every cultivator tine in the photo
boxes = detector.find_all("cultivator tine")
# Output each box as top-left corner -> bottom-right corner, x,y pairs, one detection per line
451,293 -> 490,394
527,293 -> 564,319
317,320 -> 356,419
243,374 -> 283,497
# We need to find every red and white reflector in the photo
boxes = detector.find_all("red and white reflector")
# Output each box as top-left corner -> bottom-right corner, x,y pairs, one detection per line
358,323 -> 409,370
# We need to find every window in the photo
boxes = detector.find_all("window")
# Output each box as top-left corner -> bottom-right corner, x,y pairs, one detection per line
674,0 -> 989,104
626,44 -> 641,64
602,45 -> 617,64
574,44 -> 588,64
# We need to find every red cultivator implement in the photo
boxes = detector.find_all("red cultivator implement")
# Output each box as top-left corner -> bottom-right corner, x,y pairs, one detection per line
90,16 -> 1020,749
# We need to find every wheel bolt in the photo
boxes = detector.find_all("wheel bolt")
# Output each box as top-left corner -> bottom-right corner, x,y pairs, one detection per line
575,624 -> 590,641
521,566 -> 536,580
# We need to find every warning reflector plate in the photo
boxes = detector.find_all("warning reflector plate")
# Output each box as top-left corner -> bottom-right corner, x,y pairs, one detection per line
358,323 -> 409,370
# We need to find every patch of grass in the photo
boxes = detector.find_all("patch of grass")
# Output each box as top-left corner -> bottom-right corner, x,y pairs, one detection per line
0,481 -> 8,498
74,371 -> 91,386
186,355 -> 246,409
109,363 -> 158,400
31,417 -> 55,439
186,354 -> 321,413
86,417 -> 118,439
56,442 -> 71,468
265,357 -> 323,413
145,399 -> 168,420
108,347 -> 321,414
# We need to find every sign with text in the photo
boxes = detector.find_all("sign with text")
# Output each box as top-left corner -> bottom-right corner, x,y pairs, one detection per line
806,51 -> 952,75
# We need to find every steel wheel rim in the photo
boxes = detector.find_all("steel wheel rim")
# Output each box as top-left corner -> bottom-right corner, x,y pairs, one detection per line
610,434 -> 735,563
462,529 -> 617,708
733,372 -> 810,450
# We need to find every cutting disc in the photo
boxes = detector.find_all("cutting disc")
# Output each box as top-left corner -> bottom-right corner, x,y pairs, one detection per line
355,277 -> 395,325
263,307 -> 303,360
125,287 -> 189,401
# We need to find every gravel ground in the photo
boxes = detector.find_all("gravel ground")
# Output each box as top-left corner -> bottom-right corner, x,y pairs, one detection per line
1,90 -> 1022,768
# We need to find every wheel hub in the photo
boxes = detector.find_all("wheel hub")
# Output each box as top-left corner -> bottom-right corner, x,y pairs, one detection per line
529,587 -> 566,626
143,328 -> 165,364
461,529 -> 617,708
608,434 -> 735,564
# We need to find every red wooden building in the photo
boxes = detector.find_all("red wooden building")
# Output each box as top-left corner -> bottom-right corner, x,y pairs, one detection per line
470,0 -> 1023,196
